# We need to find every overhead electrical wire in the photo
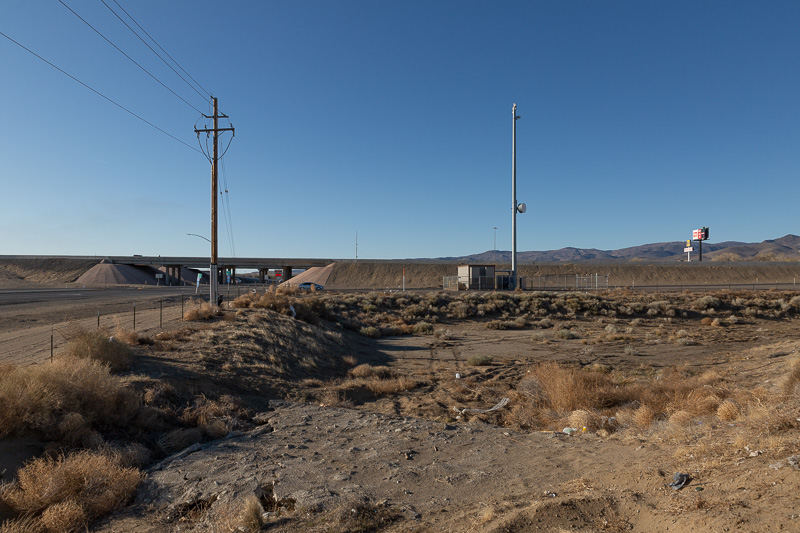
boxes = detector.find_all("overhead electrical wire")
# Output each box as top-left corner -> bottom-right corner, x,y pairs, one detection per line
101,0 -> 212,102
220,157 -> 236,257
57,0 -> 205,115
0,28 -> 201,153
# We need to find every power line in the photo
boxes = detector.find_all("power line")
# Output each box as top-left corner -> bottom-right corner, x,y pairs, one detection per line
220,158 -> 236,257
102,0 -> 212,101
0,28 -> 201,153
58,0 -> 205,115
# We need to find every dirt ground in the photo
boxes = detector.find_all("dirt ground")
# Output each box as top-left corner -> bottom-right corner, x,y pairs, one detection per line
3,262 -> 800,531
83,303 -> 800,532
90,312 -> 800,532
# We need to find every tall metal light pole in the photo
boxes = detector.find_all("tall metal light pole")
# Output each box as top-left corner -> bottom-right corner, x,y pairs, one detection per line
511,103 -> 520,289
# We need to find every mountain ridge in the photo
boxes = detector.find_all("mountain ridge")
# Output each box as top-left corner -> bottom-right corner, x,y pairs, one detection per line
434,235 -> 800,263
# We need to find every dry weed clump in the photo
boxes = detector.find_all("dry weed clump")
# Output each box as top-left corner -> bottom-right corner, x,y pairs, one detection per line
366,375 -> 419,395
61,328 -> 133,372
466,355 -> 493,367
237,494 -> 265,531
716,400 -> 740,421
111,316 -> 139,345
349,364 -> 394,379
781,357 -> 800,395
0,450 -> 142,532
184,300 -> 222,321
181,394 -> 247,439
0,357 -> 139,441
502,357 -> 763,435
530,362 -> 614,413
318,499 -> 401,533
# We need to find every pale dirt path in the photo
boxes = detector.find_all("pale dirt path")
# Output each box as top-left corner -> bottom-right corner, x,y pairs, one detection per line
95,402 -> 670,532
95,400 -> 799,532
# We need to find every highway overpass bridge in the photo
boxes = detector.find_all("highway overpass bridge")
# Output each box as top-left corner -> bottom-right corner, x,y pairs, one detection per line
0,255 -> 336,284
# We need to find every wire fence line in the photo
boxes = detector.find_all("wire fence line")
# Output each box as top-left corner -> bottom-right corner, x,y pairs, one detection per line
0,294 -> 208,367
445,274 -> 800,293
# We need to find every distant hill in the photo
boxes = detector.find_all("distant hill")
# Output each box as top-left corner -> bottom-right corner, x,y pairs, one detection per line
435,235 -> 800,263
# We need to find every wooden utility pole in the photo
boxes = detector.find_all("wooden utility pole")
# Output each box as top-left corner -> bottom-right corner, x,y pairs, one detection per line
195,97 -> 234,305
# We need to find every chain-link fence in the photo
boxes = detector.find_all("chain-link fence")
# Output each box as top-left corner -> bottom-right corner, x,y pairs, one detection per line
529,274 -> 610,291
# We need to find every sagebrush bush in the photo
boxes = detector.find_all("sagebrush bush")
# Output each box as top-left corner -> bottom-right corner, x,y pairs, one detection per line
349,364 -> 394,379
466,355 -> 493,366
0,357 -> 139,441
184,300 -> 222,321
411,322 -> 434,335
62,329 -> 133,372
359,326 -> 381,338
1,450 -> 142,530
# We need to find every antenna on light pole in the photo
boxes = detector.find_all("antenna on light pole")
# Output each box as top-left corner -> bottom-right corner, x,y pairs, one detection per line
493,226 -> 498,264
511,103 -> 525,290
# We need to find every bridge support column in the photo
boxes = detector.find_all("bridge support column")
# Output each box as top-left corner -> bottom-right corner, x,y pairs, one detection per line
283,267 -> 293,281
258,269 -> 266,283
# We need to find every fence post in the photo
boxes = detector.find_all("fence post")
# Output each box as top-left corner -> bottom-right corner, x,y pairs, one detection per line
160,298 -> 163,329
181,294 -> 184,321
97,309 -> 100,328
133,302 -> 136,331
50,329 -> 54,363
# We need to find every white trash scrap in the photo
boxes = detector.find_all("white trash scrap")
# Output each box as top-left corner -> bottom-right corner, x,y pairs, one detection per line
453,397 -> 510,416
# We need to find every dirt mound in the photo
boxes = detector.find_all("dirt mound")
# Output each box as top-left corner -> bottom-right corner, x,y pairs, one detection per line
0,258 -> 98,286
326,262 -> 451,290
281,263 -> 335,287
76,260 -> 159,285
325,261 -> 800,290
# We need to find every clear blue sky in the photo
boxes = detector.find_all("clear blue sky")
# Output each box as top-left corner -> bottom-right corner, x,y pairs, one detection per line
2,1 -> 799,259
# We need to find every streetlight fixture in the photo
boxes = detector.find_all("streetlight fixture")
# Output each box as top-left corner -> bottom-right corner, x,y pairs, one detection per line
186,233 -> 211,243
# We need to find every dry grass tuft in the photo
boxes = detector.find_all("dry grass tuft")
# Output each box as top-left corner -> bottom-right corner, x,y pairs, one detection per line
1,450 -> 141,528
667,410 -> 694,427
39,499 -> 86,532
349,364 -> 394,379
365,375 -> 419,395
466,355 -> 494,367
322,499 -> 402,533
716,400 -> 740,421
0,357 -> 139,440
568,409 -> 602,431
237,494 -> 265,531
781,358 -> 800,395
157,427 -> 203,455
183,300 -> 222,321
632,405 -> 658,429
112,316 -> 139,345
61,328 -> 133,372
531,362 -> 610,413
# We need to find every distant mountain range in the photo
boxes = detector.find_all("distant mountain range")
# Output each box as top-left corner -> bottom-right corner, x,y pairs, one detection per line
436,235 -> 800,263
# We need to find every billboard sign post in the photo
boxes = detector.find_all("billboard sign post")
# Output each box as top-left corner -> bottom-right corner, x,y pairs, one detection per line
691,227 -> 710,261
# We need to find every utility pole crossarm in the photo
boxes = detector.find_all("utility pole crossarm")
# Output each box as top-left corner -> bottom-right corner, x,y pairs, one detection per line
194,127 -> 235,133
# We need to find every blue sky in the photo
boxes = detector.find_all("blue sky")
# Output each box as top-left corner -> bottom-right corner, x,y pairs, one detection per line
2,1 -> 799,259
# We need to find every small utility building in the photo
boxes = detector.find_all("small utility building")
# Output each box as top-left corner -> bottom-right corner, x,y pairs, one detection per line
457,264 -> 495,290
